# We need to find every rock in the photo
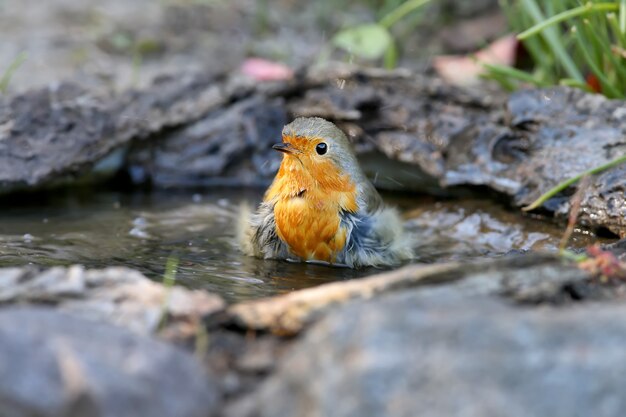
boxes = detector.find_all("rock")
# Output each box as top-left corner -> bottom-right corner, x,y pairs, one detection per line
0,72 -> 253,192
0,83 -> 115,190
219,253 -> 590,335
0,265 -> 224,335
230,293 -> 626,417
200,253 -> 596,410
0,306 -> 217,417
126,95 -> 288,187
0,66 -> 500,193
442,87 -> 626,236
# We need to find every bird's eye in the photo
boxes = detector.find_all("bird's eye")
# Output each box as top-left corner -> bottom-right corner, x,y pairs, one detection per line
316,142 -> 328,155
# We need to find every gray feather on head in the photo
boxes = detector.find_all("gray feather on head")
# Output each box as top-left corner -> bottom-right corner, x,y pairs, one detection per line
283,118 -> 359,173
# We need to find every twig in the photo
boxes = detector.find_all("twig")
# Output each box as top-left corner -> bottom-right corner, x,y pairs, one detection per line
559,174 -> 590,252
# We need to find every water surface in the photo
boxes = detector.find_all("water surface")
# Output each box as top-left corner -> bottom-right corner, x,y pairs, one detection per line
0,190 -> 606,302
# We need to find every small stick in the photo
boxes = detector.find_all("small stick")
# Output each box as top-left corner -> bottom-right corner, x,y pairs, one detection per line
559,174 -> 591,252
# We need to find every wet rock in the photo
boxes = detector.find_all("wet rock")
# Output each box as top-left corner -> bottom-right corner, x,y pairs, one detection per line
202,252 -> 626,413
230,294 -> 626,417
442,87 -> 626,236
0,306 -> 217,417
0,72 -> 252,192
127,95 -> 288,187
0,265 -> 224,335
0,65 -> 501,193
0,83 -> 115,190
219,253 -> 590,335
288,68 -> 502,187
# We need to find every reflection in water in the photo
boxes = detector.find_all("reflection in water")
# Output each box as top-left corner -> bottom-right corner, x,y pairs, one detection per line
0,190 -> 609,302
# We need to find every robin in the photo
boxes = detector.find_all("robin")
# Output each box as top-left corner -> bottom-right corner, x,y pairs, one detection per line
239,117 -> 413,268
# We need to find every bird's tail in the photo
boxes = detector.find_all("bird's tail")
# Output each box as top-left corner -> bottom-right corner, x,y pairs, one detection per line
377,207 -> 415,263
236,202 -> 255,256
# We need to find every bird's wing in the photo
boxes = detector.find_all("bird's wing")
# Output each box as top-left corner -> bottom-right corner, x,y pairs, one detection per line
240,201 -> 290,259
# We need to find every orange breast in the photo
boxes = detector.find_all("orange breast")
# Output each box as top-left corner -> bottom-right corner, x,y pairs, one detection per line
264,141 -> 358,263
274,194 -> 348,263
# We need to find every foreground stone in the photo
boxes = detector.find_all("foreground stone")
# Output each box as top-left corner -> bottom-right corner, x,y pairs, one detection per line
0,307 -> 217,417
203,252 -> 626,413
0,254 -> 621,416
0,265 -> 224,335
228,292 -> 626,417
222,253 -> 590,335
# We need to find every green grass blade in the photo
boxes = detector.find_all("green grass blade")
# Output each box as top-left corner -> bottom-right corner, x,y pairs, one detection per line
586,17 -> 626,89
559,78 -> 593,92
523,154 -> 626,211
384,40 -> 398,69
482,62 -> 548,86
157,256 -> 179,331
572,25 -> 623,97
518,2 -> 619,40
379,0 -> 433,29
519,0 -> 585,82
0,52 -> 27,93
483,69 -> 519,91
608,12 -> 626,47
621,0 -> 626,33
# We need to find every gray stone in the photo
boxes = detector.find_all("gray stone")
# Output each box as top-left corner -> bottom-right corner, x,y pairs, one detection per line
232,293 -> 626,417
0,265 -> 224,335
126,95 -> 288,187
221,254 -> 591,335
0,72 -> 249,192
0,307 -> 217,417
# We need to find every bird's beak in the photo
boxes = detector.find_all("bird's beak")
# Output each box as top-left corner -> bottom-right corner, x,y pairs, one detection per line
272,142 -> 296,154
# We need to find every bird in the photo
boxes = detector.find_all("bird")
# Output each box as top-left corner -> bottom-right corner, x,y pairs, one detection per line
239,117 -> 413,268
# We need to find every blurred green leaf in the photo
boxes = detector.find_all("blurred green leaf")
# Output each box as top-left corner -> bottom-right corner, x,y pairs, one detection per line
332,23 -> 393,60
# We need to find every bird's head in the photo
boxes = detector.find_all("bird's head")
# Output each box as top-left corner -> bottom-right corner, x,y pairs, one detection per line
274,117 -> 365,187
267,117 -> 380,212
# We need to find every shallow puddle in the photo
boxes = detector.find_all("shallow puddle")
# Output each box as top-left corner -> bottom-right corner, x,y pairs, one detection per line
0,189 -> 609,302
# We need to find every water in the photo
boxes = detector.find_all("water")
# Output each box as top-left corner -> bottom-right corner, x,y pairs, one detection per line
0,189 -> 607,302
